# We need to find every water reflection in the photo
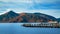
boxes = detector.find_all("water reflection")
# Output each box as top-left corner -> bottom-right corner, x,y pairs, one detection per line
0,23 -> 60,34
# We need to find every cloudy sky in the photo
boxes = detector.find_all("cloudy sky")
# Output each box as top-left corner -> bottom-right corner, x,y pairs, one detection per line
0,0 -> 60,18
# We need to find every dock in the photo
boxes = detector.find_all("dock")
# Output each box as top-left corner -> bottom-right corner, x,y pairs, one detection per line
22,23 -> 60,28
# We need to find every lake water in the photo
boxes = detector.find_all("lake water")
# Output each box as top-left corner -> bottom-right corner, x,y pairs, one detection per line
0,23 -> 60,34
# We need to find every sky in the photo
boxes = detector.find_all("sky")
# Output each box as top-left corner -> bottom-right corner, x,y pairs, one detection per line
0,0 -> 60,18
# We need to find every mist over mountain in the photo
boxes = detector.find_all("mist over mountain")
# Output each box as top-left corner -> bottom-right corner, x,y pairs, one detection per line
0,10 -> 58,23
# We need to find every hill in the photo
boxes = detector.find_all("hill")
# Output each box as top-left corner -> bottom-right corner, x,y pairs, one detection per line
0,11 -> 57,23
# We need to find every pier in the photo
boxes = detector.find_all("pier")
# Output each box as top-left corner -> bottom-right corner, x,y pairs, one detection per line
22,23 -> 60,28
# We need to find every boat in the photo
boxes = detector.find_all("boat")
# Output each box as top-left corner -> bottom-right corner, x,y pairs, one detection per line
22,23 -> 60,28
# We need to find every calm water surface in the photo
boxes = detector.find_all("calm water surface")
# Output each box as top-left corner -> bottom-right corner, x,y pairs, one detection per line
0,23 -> 60,34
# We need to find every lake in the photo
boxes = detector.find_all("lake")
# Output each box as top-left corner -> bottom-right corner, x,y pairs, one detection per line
0,23 -> 60,34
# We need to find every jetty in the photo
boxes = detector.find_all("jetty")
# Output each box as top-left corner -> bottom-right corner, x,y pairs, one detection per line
22,23 -> 60,28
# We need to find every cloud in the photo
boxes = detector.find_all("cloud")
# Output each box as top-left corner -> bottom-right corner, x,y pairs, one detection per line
0,0 -> 60,3
30,3 -> 60,10
12,9 -> 60,18
0,8 -> 60,18
0,0 -> 60,10
0,0 -> 60,18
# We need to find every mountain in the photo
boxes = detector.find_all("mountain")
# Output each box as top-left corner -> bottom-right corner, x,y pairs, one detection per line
0,11 -> 57,23
57,18 -> 60,22
0,10 -> 19,22
34,13 -> 56,20
10,13 -> 57,22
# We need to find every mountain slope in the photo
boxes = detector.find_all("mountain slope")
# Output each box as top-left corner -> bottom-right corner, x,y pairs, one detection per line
11,13 -> 57,22
0,11 -> 19,22
0,11 -> 57,23
57,18 -> 60,22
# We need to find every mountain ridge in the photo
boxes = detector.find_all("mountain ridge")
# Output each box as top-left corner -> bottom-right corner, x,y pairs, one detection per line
0,10 -> 58,23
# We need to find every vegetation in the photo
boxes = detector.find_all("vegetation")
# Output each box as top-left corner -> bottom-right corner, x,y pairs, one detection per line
0,11 -> 59,23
